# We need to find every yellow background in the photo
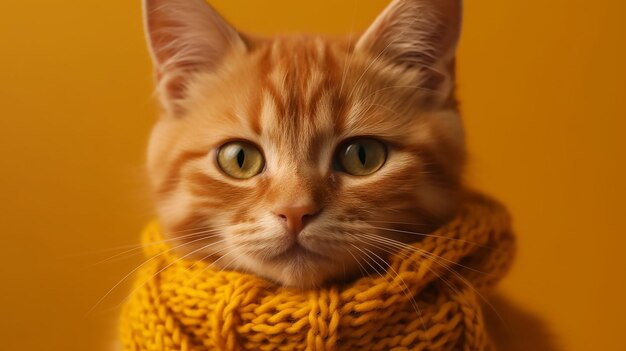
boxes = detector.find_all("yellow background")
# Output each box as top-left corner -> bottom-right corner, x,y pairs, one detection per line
1,0 -> 625,350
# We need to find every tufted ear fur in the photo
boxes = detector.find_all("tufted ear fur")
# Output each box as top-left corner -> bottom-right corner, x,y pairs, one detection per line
143,0 -> 246,116
355,0 -> 462,101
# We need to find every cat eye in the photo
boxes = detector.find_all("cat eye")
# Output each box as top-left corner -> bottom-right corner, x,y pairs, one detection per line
217,141 -> 265,179
336,138 -> 387,176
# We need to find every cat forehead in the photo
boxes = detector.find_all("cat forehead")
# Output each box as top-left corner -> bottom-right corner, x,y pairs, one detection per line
248,37 -> 410,139
184,35 -> 425,151
200,37 -> 356,141
257,37 -> 349,126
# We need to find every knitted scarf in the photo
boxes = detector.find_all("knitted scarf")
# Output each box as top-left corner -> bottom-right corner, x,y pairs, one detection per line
119,192 -> 515,351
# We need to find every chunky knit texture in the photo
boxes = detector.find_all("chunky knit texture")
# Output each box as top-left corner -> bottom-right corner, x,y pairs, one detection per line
120,193 -> 514,351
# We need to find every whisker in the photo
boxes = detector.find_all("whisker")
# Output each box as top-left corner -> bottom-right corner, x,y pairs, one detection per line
189,240 -> 243,272
357,233 -> 506,326
350,243 -> 428,334
356,234 -> 467,301
212,242 -> 254,274
112,236 -> 233,311
75,224 -> 221,256
87,234 -> 221,315
88,229 -> 222,266
366,220 -> 427,226
422,253 -> 508,327
345,247 -> 369,279
143,240 -> 246,309
369,225 -> 489,248
359,232 -> 490,275
174,241 -> 254,297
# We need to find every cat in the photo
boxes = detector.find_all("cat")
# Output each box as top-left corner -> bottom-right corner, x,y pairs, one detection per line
143,0 -> 465,289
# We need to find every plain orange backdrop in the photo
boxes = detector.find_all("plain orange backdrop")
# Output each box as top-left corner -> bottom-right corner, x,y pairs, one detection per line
1,0 -> 625,350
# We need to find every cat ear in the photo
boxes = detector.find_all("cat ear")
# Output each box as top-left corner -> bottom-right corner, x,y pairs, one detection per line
143,0 -> 246,116
355,0 -> 462,99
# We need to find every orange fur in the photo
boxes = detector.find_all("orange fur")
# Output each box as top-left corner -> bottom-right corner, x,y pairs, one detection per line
144,0 -> 465,288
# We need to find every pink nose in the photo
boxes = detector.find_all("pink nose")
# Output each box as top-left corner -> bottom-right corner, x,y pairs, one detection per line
273,203 -> 320,236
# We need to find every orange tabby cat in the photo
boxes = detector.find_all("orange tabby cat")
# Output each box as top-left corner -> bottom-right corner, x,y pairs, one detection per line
144,0 -> 465,289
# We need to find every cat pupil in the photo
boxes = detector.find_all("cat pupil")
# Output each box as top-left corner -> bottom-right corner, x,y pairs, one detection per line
237,148 -> 245,168
358,146 -> 366,166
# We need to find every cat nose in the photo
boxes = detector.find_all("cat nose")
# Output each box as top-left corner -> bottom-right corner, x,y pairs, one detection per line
273,202 -> 320,236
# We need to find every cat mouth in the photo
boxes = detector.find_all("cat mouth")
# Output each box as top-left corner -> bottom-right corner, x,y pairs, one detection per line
271,242 -> 324,261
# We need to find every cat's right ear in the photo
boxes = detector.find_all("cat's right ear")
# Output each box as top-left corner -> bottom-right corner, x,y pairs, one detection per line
143,0 -> 246,116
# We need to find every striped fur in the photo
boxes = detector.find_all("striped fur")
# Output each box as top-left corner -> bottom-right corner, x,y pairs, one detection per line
144,0 -> 465,288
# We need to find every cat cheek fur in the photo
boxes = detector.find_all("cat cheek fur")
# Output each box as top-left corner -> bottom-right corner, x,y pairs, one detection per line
143,0 -> 465,288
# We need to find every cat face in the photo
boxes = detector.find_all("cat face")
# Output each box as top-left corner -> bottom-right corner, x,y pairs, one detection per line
144,0 -> 464,288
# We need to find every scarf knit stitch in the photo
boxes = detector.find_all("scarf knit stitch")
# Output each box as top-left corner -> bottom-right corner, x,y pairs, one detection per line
120,192 -> 515,351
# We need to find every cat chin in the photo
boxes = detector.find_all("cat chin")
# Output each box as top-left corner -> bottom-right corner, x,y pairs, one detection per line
230,249 -> 338,289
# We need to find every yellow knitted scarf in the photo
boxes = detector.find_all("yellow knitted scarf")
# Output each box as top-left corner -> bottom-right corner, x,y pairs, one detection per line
120,193 -> 514,351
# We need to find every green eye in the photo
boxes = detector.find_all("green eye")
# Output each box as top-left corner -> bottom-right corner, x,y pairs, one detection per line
337,138 -> 387,176
217,141 -> 264,179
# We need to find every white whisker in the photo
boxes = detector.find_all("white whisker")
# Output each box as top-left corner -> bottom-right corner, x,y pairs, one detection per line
369,225 -> 488,248
88,234 -> 224,315
349,243 -> 428,334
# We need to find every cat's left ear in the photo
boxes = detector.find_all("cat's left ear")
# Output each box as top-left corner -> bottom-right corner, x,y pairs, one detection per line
143,0 -> 246,116
355,0 -> 462,101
